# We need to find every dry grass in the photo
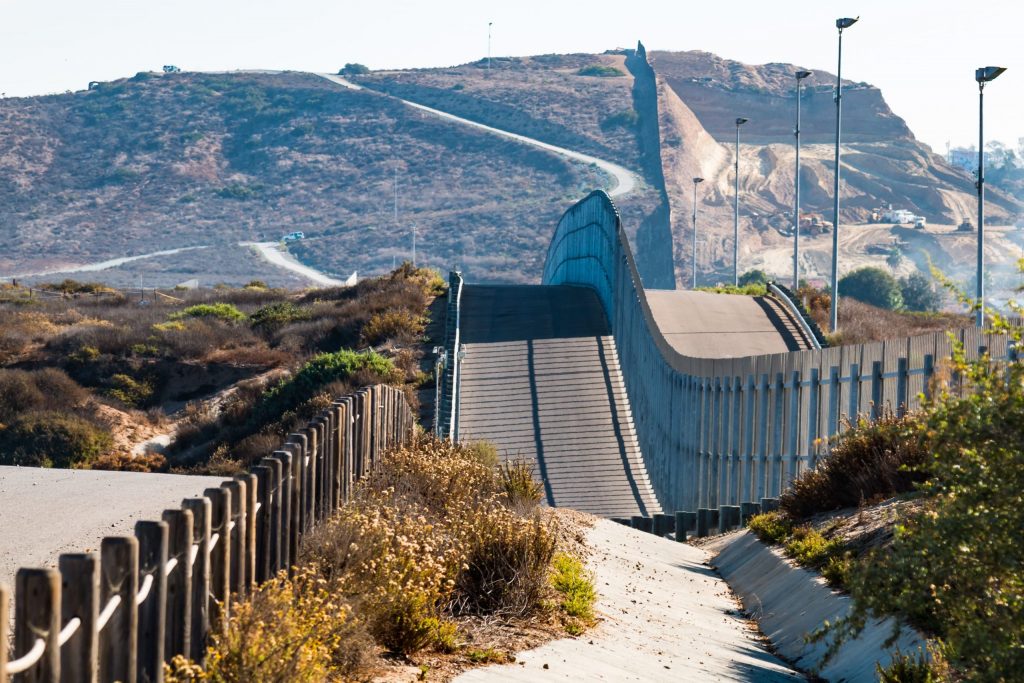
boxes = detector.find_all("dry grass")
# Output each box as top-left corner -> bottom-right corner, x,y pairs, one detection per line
797,286 -> 970,346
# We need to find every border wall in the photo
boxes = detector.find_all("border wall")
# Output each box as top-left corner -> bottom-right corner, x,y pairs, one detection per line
542,191 -> 1012,514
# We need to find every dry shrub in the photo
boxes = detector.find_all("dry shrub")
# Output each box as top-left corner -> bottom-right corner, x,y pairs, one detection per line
191,567 -> 374,682
0,368 -> 89,422
91,451 -> 167,472
301,435 -> 560,654
499,459 -> 545,510
360,309 -> 426,346
452,506 -> 556,617
781,410 -> 927,519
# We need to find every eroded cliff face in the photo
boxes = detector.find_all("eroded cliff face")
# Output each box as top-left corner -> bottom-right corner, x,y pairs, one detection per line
645,48 -> 1022,286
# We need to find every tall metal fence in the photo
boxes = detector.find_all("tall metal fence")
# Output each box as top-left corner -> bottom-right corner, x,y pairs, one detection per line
542,191 -> 1012,514
1,384 -> 413,683
435,271 -> 464,441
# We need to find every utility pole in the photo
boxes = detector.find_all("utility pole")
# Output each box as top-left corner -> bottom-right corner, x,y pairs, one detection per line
974,66 -> 1007,327
412,224 -> 417,267
488,22 -> 493,74
692,177 -> 704,289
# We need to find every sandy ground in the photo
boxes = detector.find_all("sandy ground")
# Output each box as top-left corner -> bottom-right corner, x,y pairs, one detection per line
239,241 -> 354,287
455,519 -> 802,682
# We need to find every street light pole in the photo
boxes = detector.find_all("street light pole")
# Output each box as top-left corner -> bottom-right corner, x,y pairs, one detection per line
793,70 -> 812,290
487,22 -> 493,74
975,65 -> 1007,328
733,117 -> 748,286
692,177 -> 704,289
829,17 -> 858,333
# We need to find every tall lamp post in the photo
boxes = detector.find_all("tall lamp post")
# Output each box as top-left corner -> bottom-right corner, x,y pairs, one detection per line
975,66 -> 1007,328
733,117 -> 748,286
692,176 -> 705,289
487,22 -> 493,74
829,16 -> 859,333
793,70 -> 813,289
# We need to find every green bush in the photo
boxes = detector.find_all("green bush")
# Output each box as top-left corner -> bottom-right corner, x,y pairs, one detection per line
249,301 -> 309,332
697,283 -> 768,296
839,267 -> 904,310
169,303 -> 246,323
577,65 -> 625,77
824,345 -> 1024,680
780,411 -> 928,519
746,511 -> 793,544
0,411 -> 112,467
254,349 -> 397,426
900,272 -> 942,313
551,553 -> 596,634
499,459 -> 544,510
739,269 -> 769,287
106,373 -> 155,407
339,63 -> 370,76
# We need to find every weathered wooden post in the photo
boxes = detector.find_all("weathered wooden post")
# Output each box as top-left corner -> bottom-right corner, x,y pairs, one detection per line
220,479 -> 246,596
257,458 -> 281,574
181,497 -> 210,663
251,466 -> 272,583
14,568 -> 60,683
204,487 -> 232,628
162,508 -> 193,660
99,536 -> 138,683
59,553 -> 100,683
135,520 -> 167,683
286,432 -> 309,533
279,440 -> 303,564
234,474 -> 258,594
268,453 -> 291,573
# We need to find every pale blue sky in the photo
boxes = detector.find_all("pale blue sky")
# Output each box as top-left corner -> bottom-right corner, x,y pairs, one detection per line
1,0 -> 1019,153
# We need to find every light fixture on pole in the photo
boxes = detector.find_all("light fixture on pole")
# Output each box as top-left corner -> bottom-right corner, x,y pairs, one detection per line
487,22 -> 493,74
828,16 -> 858,333
975,65 -> 1007,328
793,70 -> 812,289
733,117 -> 748,286
692,177 -> 705,289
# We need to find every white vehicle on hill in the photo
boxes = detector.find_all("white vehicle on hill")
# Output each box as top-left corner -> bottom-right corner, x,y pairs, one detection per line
281,231 -> 305,243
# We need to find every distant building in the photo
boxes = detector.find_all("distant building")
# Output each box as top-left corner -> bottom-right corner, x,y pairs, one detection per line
948,147 -> 976,173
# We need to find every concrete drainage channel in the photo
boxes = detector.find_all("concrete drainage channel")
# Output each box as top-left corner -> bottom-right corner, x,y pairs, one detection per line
614,502 -> 926,683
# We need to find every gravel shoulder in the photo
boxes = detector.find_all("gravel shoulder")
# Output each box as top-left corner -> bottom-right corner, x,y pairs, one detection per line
456,519 -> 803,682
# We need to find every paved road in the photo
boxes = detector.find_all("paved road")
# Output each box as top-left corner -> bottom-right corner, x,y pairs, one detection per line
456,519 -> 802,682
0,467 -> 227,597
457,285 -> 660,518
315,74 -> 640,198
645,290 -> 814,359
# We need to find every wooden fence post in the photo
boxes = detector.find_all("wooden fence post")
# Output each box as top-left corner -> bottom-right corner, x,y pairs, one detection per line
180,497 -> 210,663
99,536 -> 138,683
286,433 -> 309,533
251,467 -> 271,583
220,480 -> 246,596
257,458 -> 282,574
203,487 -> 232,629
268,454 -> 291,573
134,520 -> 167,683
58,553 -> 100,683
233,474 -> 258,594
1,583 -> 8,683
14,568 -> 60,683
162,509 -> 193,661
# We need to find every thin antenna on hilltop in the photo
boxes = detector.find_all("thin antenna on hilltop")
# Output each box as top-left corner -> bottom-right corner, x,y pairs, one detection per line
487,22 -> 493,75
393,167 -> 398,227
412,224 -> 417,267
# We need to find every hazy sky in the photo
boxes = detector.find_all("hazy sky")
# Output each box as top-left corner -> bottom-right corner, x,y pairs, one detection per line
1,0 -> 1019,154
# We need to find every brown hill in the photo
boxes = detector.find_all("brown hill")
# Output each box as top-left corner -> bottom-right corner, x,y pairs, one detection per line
0,70 -> 606,286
